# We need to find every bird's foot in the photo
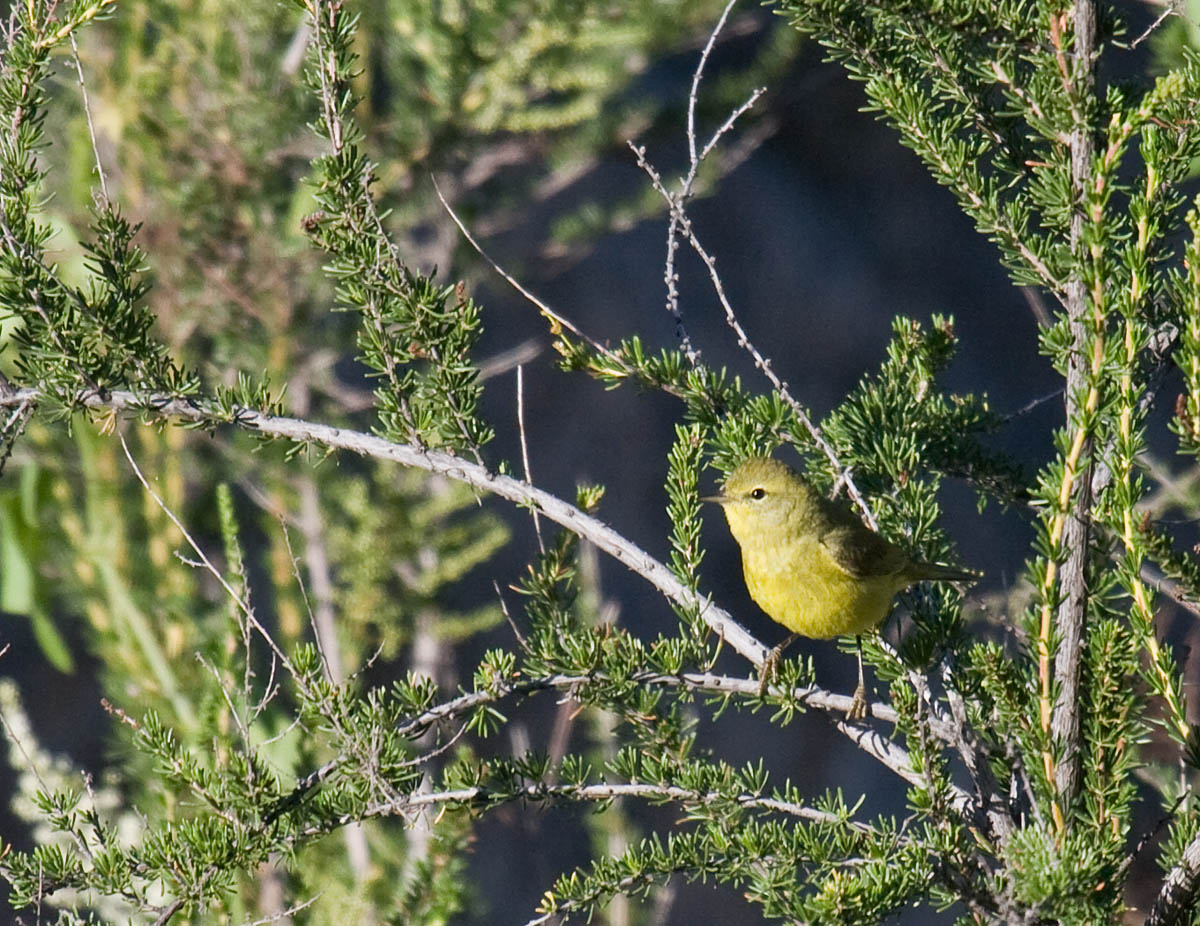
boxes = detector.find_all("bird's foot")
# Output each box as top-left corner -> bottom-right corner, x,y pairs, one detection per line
845,681 -> 868,721
757,634 -> 798,697
757,647 -> 781,698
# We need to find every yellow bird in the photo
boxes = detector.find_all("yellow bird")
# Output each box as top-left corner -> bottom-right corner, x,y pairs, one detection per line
704,456 -> 975,717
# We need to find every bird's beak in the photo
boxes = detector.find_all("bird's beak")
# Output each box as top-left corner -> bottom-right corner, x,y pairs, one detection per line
700,493 -> 729,505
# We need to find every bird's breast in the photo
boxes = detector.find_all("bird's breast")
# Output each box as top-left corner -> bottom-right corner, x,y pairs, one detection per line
741,536 -> 896,638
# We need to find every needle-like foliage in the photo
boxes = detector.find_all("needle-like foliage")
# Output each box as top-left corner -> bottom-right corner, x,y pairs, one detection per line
7,0 -> 1200,924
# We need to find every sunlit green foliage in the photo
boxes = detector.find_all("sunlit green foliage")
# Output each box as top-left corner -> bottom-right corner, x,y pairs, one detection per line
7,0 -> 1200,924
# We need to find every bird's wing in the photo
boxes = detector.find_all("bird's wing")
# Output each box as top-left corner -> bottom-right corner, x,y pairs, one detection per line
815,498 -> 909,579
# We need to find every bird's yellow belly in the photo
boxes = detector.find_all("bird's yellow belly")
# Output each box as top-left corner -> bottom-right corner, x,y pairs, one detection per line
741,538 -> 896,638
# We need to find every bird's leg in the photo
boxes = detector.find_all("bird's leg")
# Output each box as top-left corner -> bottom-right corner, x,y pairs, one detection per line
846,635 -> 868,721
758,633 -> 798,697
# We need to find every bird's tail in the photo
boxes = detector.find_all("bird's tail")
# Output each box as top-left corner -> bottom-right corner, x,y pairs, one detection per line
908,562 -> 980,584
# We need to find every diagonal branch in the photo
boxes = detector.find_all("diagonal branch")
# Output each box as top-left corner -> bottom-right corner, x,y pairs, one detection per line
267,667 -> 998,835
0,384 -> 767,668
269,669 -> 914,818
1148,831 -> 1200,926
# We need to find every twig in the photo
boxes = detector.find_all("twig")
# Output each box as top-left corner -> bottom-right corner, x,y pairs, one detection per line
657,0 -> 743,364
1019,285 -> 1053,327
493,578 -> 530,652
296,478 -> 343,685
277,514 -> 332,682
296,475 -> 373,881
942,661 -> 1014,843
431,178 -> 634,374
272,500 -> 413,815
1128,2 -> 1179,50
269,663 -> 981,832
478,338 -> 542,381
1140,561 -> 1200,620
517,364 -> 544,553
195,653 -> 253,748
1117,790 -> 1189,885
118,434 -> 295,676
268,667 -> 910,820
280,20 -> 311,75
660,0 -> 767,364
0,376 -> 34,477
152,867 -> 218,926
354,780 -> 870,832
629,142 -> 879,531
687,0 -> 737,165
68,33 -> 108,201
243,893 -> 321,926
1002,388 -> 1064,422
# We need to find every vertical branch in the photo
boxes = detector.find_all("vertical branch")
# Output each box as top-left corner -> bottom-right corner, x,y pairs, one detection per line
1035,0 -> 1098,832
1178,200 -> 1200,458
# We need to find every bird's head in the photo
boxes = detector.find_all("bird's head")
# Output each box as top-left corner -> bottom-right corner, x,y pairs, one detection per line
702,457 -> 820,548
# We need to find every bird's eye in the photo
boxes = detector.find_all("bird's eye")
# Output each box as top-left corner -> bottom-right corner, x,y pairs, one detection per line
749,487 -> 766,500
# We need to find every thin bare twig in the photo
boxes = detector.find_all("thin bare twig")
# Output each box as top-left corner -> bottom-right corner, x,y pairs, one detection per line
517,364 -> 544,553
629,142 -> 879,531
431,178 -> 633,372
295,476 -> 372,881
1128,2 -> 1180,50
478,338 -> 542,381
119,433 -> 293,673
277,513 -> 333,681
195,654 -> 253,747
296,478 -> 343,685
243,893 -> 321,926
493,578 -> 530,652
68,33 -> 108,201
658,0 -> 766,365
687,0 -> 737,165
656,0 -> 744,364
